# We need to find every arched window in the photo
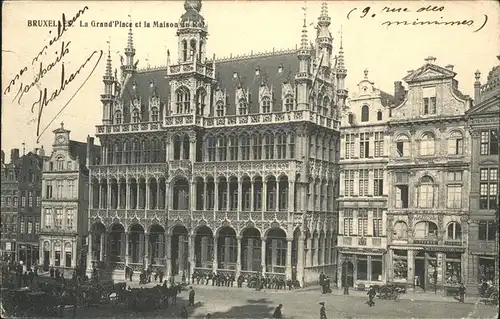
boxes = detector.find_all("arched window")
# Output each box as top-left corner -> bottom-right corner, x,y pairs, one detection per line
190,39 -> 197,60
114,141 -> 122,164
142,140 -> 150,163
322,97 -> 330,117
414,221 -> 438,238
288,133 -> 295,158
151,107 -> 159,122
262,97 -> 271,113
285,95 -> 294,112
238,99 -> 248,115
198,40 -> 203,61
132,110 -> 140,123
448,131 -> 463,155
216,101 -> 224,117
151,138 -> 160,163
420,133 -> 435,156
377,111 -> 382,121
393,221 -> 408,240
263,133 -> 274,159
240,134 -> 250,160
348,113 -> 354,124
447,222 -> 461,240
182,40 -> 188,61
276,133 -> 286,159
396,135 -> 410,157
173,135 -> 181,160
176,88 -> 190,114
196,89 -> 206,115
361,105 -> 369,122
217,135 -> 227,161
418,176 -> 435,208
107,143 -> 114,164
132,139 -> 141,164
159,139 -> 167,162
123,140 -> 131,164
56,157 -> 64,170
207,136 -> 216,161
182,135 -> 190,160
114,111 -> 122,124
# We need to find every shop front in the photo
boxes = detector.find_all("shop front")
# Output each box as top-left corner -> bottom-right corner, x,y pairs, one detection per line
17,243 -> 39,267
337,250 -> 386,289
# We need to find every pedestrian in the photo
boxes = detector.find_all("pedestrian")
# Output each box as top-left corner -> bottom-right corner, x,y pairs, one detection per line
188,286 -> 195,306
272,304 -> 283,318
458,283 -> 466,303
180,306 -> 188,318
319,302 -> 327,319
367,286 -> 376,307
319,272 -> 325,294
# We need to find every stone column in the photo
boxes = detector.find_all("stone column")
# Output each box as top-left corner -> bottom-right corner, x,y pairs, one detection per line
226,182 -> 231,211
236,236 -> 242,278
237,180 -> 242,212
71,242 -> 76,269
407,250 -> 415,289
125,232 -> 129,265
189,235 -> 195,278
157,182 -> 161,209
136,183 -> 140,210
190,181 -> 196,212
262,180 -> 268,212
146,181 -> 150,210
144,233 -> 150,266
212,235 -> 218,271
214,180 -> 219,212
165,181 -> 170,211
117,182 -> 121,209
87,233 -> 93,269
107,182 -> 112,209
250,181 -> 255,212
306,238 -> 312,267
297,236 -> 304,285
126,180 -> 130,209
166,234 -> 172,278
261,237 -> 266,273
288,180 -> 295,213
100,233 -> 105,262
276,181 -> 280,212
189,135 -> 197,161
286,239 -> 292,279
99,181 -> 103,209
203,182 -> 207,211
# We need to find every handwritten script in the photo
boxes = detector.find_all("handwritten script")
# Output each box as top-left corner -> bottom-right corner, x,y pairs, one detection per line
347,5 -> 488,33
3,6 -> 103,143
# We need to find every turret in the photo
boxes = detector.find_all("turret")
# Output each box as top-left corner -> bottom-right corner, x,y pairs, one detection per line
121,18 -> 137,76
336,27 -> 348,108
315,2 -> 333,69
101,41 -> 115,125
474,70 -> 481,104
295,7 -> 311,111
177,0 -> 208,63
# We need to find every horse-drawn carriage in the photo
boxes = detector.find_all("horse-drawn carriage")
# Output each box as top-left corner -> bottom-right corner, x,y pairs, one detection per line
120,283 -> 182,312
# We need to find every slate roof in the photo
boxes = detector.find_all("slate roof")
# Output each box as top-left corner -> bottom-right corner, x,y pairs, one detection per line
69,141 -> 101,169
379,90 -> 395,107
121,50 -> 300,121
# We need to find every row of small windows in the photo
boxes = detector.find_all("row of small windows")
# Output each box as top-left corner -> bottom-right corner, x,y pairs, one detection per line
395,131 -> 464,157
206,133 -> 296,162
1,192 -> 41,208
104,138 -> 168,164
114,107 -> 159,125
353,106 -> 383,123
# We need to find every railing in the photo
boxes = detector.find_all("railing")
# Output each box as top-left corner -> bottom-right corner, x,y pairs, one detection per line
96,122 -> 161,135
444,239 -> 462,246
413,238 -> 439,245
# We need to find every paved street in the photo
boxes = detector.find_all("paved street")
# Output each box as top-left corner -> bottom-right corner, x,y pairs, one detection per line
62,283 -> 499,319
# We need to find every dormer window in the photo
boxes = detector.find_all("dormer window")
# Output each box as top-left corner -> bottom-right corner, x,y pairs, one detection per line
238,99 -> 247,115
151,107 -> 159,122
114,111 -> 122,124
262,97 -> 271,113
423,87 -> 437,115
361,105 -> 369,122
285,95 -> 294,112
216,101 -> 224,117
132,110 -> 140,123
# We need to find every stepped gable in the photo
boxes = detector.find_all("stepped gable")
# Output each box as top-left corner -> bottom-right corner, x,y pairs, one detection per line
215,50 -> 298,115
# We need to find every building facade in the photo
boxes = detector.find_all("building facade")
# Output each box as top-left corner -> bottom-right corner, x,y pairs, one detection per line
466,57 -> 500,289
337,70 -> 397,288
17,149 -> 46,267
1,149 -> 21,262
386,57 -> 473,293
39,124 -> 99,271
87,0 -> 345,285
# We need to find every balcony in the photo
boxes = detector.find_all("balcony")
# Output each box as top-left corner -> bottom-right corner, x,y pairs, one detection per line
96,122 -> 161,135
413,238 -> 439,245
168,63 -> 214,78
444,239 -> 462,246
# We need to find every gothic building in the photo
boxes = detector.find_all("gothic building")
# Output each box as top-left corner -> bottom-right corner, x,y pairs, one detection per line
39,124 -> 100,270
88,0 -> 346,285
386,57 -> 473,293
466,57 -> 500,289
1,149 -> 21,262
337,70 -> 397,288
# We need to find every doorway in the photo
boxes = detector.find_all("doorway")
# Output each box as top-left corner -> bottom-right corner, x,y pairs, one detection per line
341,261 -> 354,287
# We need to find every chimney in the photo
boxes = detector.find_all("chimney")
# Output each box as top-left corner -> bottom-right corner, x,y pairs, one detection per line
474,70 -> 481,104
11,148 -> 20,162
445,64 -> 454,71
394,81 -> 405,105
86,135 -> 95,167
1,150 -> 4,164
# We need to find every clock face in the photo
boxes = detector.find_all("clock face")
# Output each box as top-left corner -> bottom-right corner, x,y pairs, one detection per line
57,135 -> 66,143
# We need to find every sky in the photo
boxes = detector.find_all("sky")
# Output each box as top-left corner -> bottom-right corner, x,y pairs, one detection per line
2,0 -> 499,161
